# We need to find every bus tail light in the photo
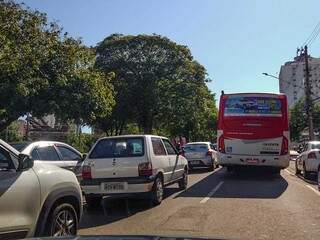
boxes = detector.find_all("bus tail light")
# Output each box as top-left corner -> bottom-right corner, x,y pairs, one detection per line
218,135 -> 225,153
82,165 -> 92,179
138,162 -> 153,176
308,152 -> 317,159
280,136 -> 289,155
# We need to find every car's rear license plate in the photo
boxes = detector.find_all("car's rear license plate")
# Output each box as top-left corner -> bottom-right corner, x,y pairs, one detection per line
190,160 -> 200,165
104,182 -> 125,192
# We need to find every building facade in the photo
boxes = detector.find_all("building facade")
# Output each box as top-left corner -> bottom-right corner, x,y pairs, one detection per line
279,56 -> 320,108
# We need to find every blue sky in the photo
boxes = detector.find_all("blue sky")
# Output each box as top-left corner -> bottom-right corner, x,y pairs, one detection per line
23,0 -> 320,100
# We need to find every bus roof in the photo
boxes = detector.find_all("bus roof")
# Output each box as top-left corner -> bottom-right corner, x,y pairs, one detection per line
221,92 -> 286,97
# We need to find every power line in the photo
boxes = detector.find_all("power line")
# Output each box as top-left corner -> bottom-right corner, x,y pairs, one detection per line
308,25 -> 320,47
302,21 -> 320,46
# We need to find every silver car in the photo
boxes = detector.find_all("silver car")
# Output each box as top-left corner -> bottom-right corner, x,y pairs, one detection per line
183,142 -> 218,171
10,141 -> 83,172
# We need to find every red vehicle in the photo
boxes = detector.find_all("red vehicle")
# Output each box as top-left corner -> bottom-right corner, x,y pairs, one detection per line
217,92 -> 290,173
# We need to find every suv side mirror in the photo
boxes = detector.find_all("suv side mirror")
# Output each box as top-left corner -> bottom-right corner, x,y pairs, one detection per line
18,154 -> 34,171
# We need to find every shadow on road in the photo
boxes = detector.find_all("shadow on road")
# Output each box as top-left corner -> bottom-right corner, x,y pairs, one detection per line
176,167 -> 288,199
79,186 -> 179,229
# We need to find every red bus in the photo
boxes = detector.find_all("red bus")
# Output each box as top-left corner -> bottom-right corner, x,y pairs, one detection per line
217,93 -> 290,172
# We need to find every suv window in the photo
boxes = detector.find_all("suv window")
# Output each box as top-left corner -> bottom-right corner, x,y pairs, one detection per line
37,146 -> 60,161
56,146 -> 81,161
89,138 -> 144,159
0,147 -> 12,170
151,138 -> 167,156
162,139 -> 177,155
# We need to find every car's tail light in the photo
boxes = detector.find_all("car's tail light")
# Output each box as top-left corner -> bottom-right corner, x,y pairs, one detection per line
280,136 -> 289,155
206,150 -> 213,156
82,165 -> 92,179
308,152 -> 317,159
138,162 -> 153,176
218,135 -> 225,153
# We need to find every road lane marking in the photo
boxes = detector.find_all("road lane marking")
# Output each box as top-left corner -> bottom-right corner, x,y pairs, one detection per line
200,181 -> 224,204
305,185 -> 320,196
285,169 -> 294,176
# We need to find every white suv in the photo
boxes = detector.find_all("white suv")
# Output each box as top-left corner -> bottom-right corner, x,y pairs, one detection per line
81,135 -> 188,207
295,141 -> 320,189
0,139 -> 82,239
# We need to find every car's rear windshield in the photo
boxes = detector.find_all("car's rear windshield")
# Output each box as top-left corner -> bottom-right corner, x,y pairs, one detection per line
224,96 -> 282,117
89,137 -> 144,159
10,143 -> 29,151
184,144 -> 208,152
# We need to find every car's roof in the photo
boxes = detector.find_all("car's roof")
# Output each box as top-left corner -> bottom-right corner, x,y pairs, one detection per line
0,139 -> 20,156
308,141 -> 320,144
98,134 -> 169,140
185,142 -> 211,145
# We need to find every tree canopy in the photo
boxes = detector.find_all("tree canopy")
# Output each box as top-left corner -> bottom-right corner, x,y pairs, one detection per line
0,0 -> 114,131
94,34 -> 217,141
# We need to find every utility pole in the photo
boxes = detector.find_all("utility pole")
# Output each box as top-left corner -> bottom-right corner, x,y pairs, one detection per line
303,45 -> 315,140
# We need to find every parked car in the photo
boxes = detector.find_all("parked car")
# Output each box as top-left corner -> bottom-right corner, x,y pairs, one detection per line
290,150 -> 299,161
10,141 -> 83,172
183,142 -> 218,171
80,135 -> 188,207
295,141 -> 320,187
0,139 -> 82,239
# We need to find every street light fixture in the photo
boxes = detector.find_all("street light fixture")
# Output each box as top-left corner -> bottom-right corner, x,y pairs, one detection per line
262,72 -> 279,80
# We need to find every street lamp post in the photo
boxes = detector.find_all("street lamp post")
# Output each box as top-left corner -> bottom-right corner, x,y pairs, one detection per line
262,72 -> 279,80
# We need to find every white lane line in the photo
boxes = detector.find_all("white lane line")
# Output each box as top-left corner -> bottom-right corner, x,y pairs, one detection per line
285,169 -> 294,176
200,181 -> 224,204
305,185 -> 320,196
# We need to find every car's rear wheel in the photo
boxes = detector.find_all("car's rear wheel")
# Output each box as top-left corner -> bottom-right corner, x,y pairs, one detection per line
85,195 -> 102,209
151,177 -> 163,205
209,160 -> 215,171
303,163 -> 311,179
295,161 -> 301,175
46,203 -> 78,237
178,171 -> 188,190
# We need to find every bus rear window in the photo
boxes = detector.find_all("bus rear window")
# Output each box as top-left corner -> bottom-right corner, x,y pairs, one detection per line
224,96 -> 282,117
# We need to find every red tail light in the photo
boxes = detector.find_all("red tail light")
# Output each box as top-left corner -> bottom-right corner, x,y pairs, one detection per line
308,152 -> 317,159
218,135 -> 225,153
280,136 -> 289,155
206,150 -> 213,156
82,165 -> 92,179
138,162 -> 153,176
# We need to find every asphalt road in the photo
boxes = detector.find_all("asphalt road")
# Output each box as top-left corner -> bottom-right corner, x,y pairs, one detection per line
79,162 -> 320,240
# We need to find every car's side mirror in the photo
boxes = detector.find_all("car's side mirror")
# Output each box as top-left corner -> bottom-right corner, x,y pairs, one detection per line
80,153 -> 87,162
18,154 -> 34,171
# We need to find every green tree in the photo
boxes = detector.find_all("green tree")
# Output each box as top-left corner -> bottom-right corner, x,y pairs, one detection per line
0,1 -> 114,131
95,34 -> 217,139
0,121 -> 23,142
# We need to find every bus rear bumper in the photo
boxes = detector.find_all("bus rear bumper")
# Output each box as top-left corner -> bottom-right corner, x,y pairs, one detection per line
217,153 -> 289,169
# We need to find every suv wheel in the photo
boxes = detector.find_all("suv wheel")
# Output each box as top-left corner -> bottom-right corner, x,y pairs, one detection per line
47,203 -> 77,237
178,171 -> 188,190
85,195 -> 102,209
151,177 -> 163,205
317,167 -> 320,191
303,163 -> 311,179
209,160 -> 216,171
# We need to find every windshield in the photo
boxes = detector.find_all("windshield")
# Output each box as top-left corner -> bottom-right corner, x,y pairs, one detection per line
184,144 -> 208,152
1,1 -> 320,240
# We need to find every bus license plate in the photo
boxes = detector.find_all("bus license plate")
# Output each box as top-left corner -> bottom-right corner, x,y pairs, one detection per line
104,182 -> 125,192
246,159 -> 259,164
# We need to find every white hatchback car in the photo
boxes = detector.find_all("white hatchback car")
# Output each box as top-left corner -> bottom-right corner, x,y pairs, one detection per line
0,139 -> 82,239
80,135 -> 188,207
